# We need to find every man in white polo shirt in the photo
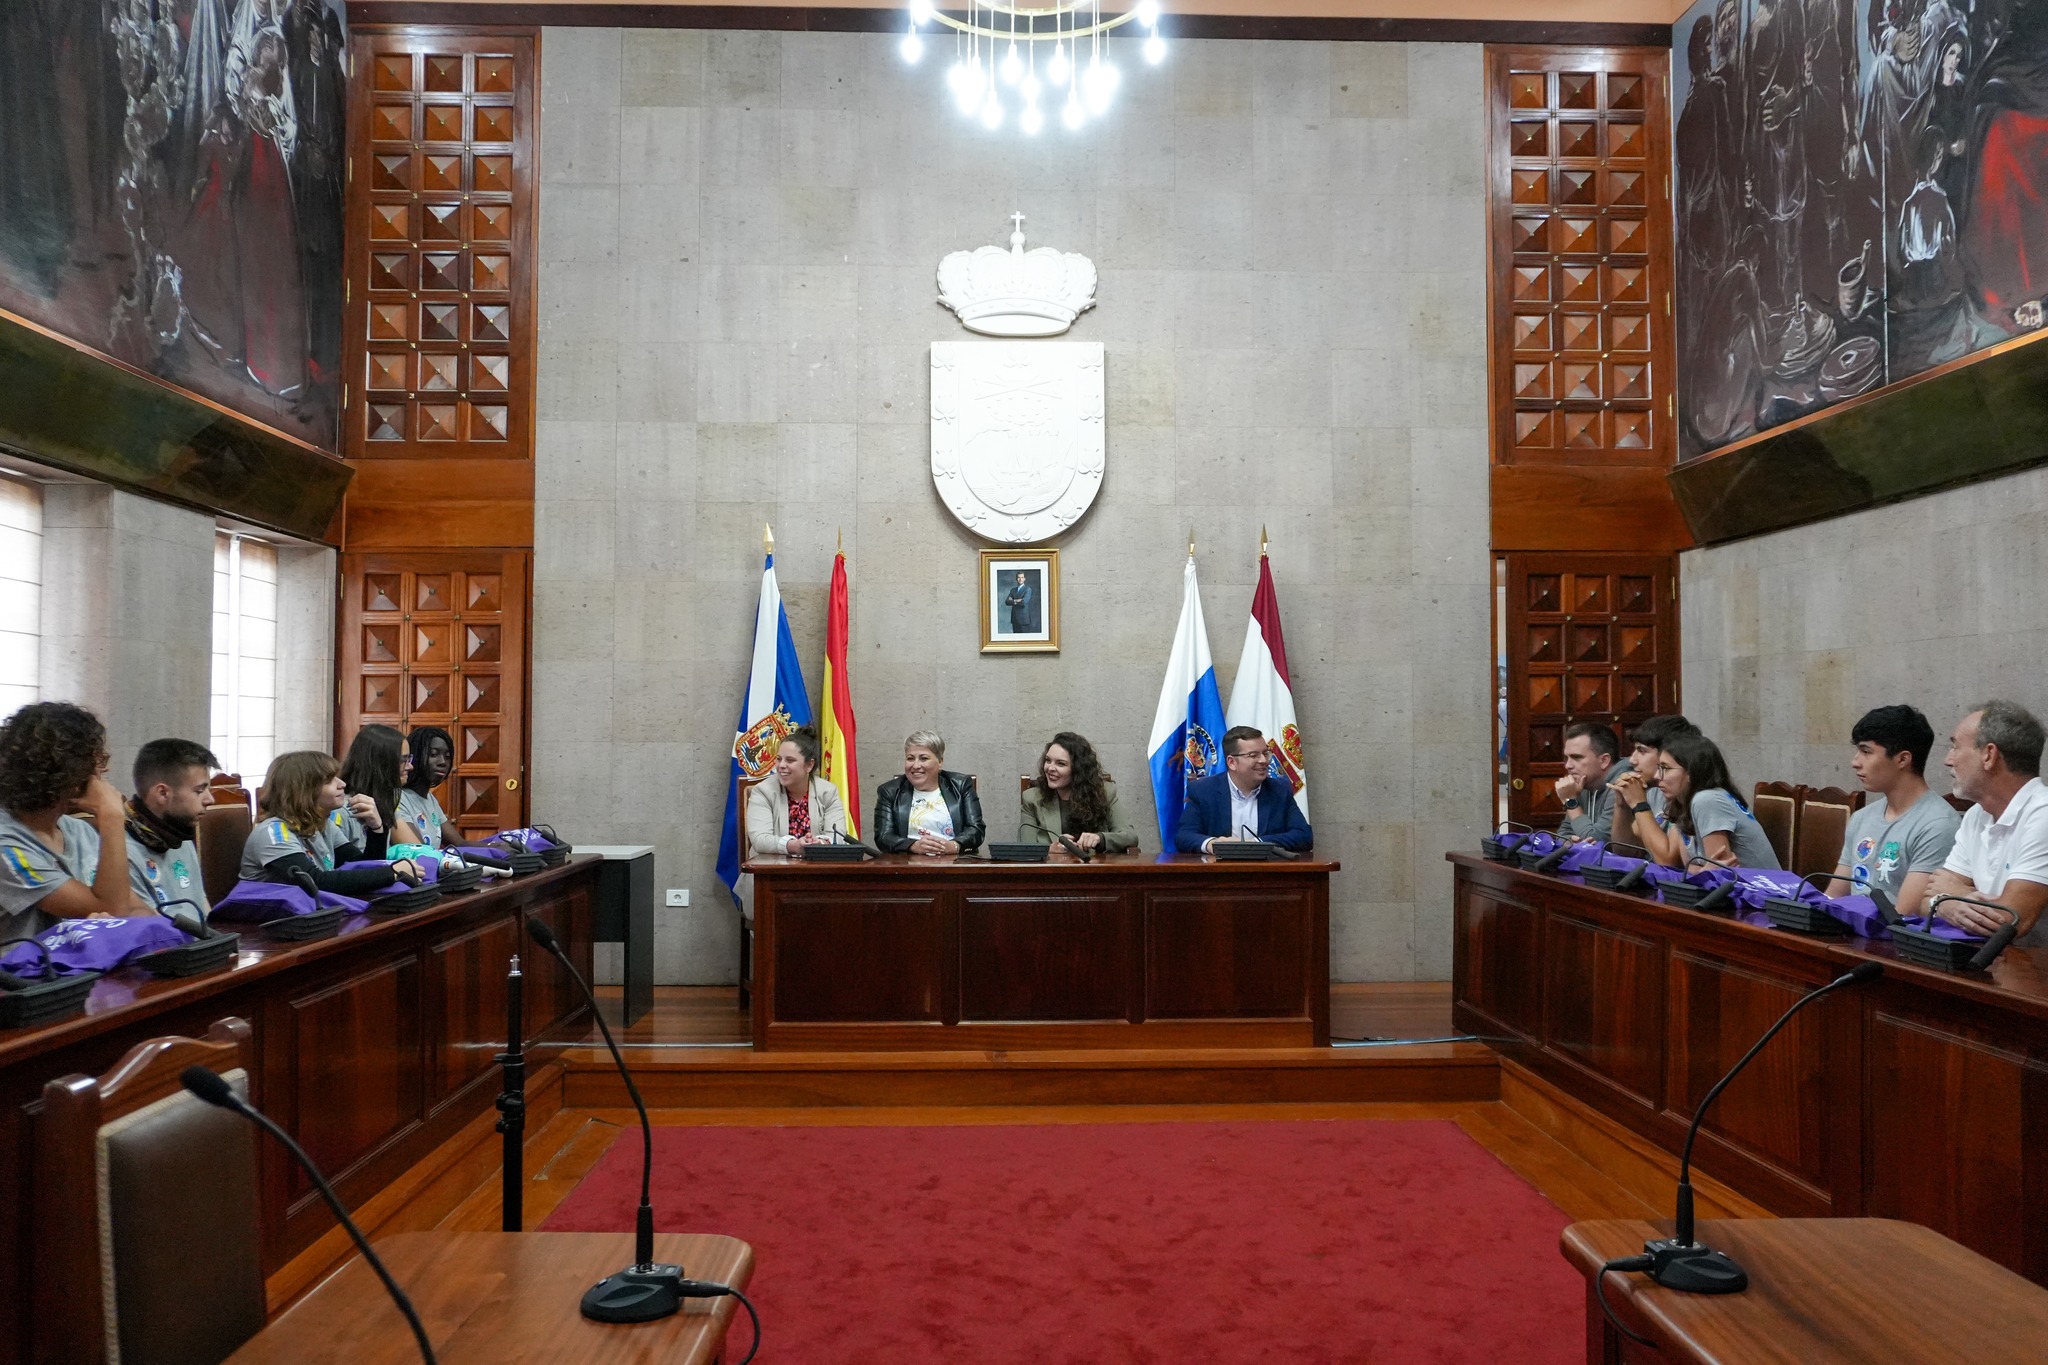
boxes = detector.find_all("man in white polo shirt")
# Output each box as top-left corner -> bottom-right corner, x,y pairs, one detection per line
1929,701 -> 2048,947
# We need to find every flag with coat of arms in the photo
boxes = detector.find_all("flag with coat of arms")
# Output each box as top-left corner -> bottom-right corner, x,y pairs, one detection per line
1146,546 -> 1228,848
717,527 -> 813,904
1225,535 -> 1308,820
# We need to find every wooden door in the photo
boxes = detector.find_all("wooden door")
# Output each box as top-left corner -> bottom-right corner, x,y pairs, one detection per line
338,550 -> 529,841
1503,552 -> 1677,827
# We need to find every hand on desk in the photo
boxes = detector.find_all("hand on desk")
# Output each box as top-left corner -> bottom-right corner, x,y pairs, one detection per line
1934,896 -> 2010,936
782,834 -> 823,855
911,832 -> 960,856
1071,832 -> 1103,852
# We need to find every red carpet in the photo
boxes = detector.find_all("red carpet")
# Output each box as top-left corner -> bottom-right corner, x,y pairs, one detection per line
542,1119 -> 1581,1363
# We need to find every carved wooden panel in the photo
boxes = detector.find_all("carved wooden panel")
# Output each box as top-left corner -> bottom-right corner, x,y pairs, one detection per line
427,913 -> 519,1106
1504,551 -> 1678,826
1542,913 -> 1663,1108
337,550 -> 529,841
960,895 -> 1129,1022
1488,47 -> 1673,469
286,954 -> 423,1199
773,894 -> 950,1022
345,33 -> 535,459
1144,891 -> 1312,1019
1454,886 -> 1544,1043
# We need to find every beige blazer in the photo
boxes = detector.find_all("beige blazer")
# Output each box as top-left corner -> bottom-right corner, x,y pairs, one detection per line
1017,780 -> 1140,853
745,776 -> 847,854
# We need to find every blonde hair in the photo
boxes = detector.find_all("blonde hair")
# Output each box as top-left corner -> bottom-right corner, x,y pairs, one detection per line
904,730 -> 946,761
260,751 -> 340,839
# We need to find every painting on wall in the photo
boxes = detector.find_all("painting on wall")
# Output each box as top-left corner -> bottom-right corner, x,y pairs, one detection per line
1673,0 -> 2048,459
0,0 -> 346,451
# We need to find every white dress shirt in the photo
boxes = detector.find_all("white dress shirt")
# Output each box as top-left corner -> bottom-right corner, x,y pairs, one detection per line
1943,776 -> 2048,945
1227,779 -> 1260,841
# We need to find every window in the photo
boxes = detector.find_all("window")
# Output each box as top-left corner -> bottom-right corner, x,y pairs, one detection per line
0,477 -> 41,721
212,532 -> 279,780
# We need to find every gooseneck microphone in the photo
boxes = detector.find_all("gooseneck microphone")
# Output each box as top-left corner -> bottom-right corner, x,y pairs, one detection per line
1928,893 -> 2025,970
180,1066 -> 437,1364
524,914 -> 683,1322
1637,959 -> 1883,1293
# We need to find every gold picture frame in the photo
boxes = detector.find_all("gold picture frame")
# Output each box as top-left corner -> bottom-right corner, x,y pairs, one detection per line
980,547 -> 1060,654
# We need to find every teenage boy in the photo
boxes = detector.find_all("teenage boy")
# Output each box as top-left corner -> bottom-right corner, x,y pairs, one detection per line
1824,705 -> 1959,916
1606,714 -> 1699,857
125,739 -> 219,916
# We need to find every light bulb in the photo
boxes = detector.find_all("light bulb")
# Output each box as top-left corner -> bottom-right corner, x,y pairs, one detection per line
1084,59 -> 1116,113
1063,92 -> 1085,129
1021,71 -> 1041,101
981,91 -> 1003,129
1048,44 -> 1069,83
900,32 -> 923,63
1001,45 -> 1024,85
956,72 -> 981,114
948,59 -> 971,96
909,0 -> 935,21
1135,0 -> 1160,23
1021,102 -> 1043,134
1144,33 -> 1166,64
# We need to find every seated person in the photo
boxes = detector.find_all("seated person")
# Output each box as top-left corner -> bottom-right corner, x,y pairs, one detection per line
1606,713 -> 1698,861
398,725 -> 455,849
1627,732 -> 1780,869
1021,731 -> 1139,853
1927,701 -> 2048,947
242,751 -> 421,895
0,701 -> 148,938
1555,721 -> 1623,838
872,730 -> 985,856
337,724 -> 423,850
746,726 -> 847,855
125,738 -> 219,916
1824,705 -> 1960,916
1175,726 -> 1313,854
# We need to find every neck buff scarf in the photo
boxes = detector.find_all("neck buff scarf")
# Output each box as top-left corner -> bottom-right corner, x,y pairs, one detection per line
125,796 -> 197,854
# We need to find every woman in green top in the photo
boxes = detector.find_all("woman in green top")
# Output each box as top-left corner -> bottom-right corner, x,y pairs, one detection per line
1020,732 -> 1139,854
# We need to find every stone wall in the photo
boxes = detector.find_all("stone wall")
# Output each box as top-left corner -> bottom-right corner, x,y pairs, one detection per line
531,29 -> 1493,983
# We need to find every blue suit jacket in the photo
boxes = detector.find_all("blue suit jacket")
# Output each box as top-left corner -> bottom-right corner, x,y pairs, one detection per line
1174,773 -> 1312,852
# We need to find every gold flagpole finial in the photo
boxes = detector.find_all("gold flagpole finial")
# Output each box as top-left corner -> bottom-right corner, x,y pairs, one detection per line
1260,525 -> 1269,557
1188,528 -> 1196,557
837,527 -> 844,555
764,523 -> 775,552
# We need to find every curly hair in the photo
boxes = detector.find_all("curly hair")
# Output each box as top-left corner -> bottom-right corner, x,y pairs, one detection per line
0,702 -> 108,813
1037,731 -> 1110,833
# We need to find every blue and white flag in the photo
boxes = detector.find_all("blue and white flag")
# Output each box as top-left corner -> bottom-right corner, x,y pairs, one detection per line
717,533 -> 813,903
1146,552 -> 1227,847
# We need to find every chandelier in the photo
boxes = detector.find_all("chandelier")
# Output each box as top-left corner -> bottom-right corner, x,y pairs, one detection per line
899,0 -> 1166,134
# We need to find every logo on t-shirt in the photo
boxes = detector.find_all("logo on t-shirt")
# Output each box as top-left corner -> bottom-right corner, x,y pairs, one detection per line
1876,840 -> 1902,880
1855,837 -> 1877,862
171,858 -> 192,888
2,846 -> 50,887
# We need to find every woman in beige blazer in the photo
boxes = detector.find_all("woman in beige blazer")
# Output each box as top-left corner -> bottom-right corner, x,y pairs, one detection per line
1019,731 -> 1139,853
745,726 -> 847,855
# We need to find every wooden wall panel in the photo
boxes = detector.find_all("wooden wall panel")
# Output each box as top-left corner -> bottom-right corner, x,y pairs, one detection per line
285,954 -> 424,1198
1144,891 -> 1313,1019
959,895 -> 1128,1022
1542,912 -> 1663,1108
1454,885 -> 1543,1042
427,913 -> 520,1105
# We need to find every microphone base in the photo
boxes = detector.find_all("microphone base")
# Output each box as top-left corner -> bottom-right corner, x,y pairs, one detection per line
1643,1239 -> 1748,1294
581,1263 -> 684,1323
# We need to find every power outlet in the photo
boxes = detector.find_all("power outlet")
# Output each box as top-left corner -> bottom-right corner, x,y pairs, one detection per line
665,889 -> 689,908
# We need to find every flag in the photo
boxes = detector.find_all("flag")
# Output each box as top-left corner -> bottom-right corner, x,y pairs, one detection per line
1225,541 -> 1308,821
1146,550 -> 1228,847
717,531 -> 813,903
820,543 -> 860,838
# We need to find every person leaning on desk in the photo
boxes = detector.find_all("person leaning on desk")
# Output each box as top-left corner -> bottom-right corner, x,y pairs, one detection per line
872,730 -> 986,855
1174,726 -> 1313,854
1020,731 -> 1139,852
746,725 -> 847,855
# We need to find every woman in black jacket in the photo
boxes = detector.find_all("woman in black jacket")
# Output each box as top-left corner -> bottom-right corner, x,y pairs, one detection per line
871,730 -> 985,855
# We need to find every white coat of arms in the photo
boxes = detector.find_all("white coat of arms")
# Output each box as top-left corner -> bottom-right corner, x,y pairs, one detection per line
930,341 -> 1105,544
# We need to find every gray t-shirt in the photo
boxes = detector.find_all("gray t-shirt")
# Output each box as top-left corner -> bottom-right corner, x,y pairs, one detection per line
1839,790 -> 1962,906
126,834 -> 210,915
1682,788 -> 1782,869
1561,757 -> 1630,838
240,817 -> 340,879
396,789 -> 448,848
0,810 -> 101,939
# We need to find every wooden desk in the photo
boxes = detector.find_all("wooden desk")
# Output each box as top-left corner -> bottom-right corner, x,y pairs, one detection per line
226,1232 -> 754,1364
1561,1219 -> 2048,1364
1450,853 -> 2048,1287
745,850 -> 1336,1050
0,860 -> 600,1365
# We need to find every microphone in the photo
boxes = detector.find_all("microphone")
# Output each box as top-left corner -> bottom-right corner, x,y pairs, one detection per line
1927,893 -> 2024,970
1636,959 -> 1883,1293
1057,833 -> 1094,862
1607,842 -> 1653,892
1531,840 -> 1575,873
525,914 -> 682,1322
179,1066 -> 438,1364
153,896 -> 220,939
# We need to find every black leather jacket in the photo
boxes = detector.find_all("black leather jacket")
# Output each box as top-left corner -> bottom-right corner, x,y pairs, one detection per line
872,771 -> 986,853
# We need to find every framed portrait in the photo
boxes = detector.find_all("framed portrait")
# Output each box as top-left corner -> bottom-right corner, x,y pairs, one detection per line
980,548 -> 1059,654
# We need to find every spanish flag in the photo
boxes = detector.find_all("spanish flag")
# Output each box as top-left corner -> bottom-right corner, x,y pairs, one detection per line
821,540 -> 861,837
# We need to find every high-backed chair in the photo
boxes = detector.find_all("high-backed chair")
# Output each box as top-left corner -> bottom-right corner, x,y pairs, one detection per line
1751,781 -> 1800,869
197,801 -> 253,906
35,1018 -> 264,1365
1793,785 -> 1863,880
208,771 -> 254,814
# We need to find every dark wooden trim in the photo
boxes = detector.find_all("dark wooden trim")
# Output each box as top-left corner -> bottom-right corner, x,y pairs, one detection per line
0,311 -> 352,543
1668,328 -> 2048,547
346,3 -> 1670,45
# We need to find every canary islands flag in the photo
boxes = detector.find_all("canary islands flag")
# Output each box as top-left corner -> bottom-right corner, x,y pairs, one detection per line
1146,551 -> 1227,847
717,531 -> 813,903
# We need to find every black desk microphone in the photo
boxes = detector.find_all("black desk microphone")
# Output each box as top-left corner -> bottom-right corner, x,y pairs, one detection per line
1928,893 -> 2025,970
181,1067 -> 437,1364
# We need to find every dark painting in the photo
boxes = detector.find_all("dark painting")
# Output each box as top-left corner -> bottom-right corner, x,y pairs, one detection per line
0,0 -> 345,451
1674,0 -> 2048,459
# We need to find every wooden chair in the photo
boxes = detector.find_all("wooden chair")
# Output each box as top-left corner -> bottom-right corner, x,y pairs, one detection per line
197,801 -> 253,907
1792,785 -> 1864,880
1751,781 -> 1800,869
1945,792 -> 1973,815
35,1018 -> 264,1365
208,771 -> 254,814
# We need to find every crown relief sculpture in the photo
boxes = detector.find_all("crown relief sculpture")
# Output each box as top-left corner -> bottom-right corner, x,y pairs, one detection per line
936,213 -> 1098,338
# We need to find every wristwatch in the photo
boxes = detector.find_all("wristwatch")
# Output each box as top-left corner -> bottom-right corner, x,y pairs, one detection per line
1630,802 -> 1653,815
1562,796 -> 1582,810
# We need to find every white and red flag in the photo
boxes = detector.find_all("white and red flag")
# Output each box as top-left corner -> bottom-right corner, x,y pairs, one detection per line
1224,538 -> 1308,820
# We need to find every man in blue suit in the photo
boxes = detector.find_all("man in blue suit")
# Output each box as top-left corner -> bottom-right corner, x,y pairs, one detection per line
1175,726 -> 1313,853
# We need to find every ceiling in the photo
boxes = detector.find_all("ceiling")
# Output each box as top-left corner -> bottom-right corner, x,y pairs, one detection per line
369,0 -> 1693,22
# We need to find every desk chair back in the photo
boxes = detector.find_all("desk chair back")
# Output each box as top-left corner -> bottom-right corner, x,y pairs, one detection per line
1751,781 -> 1800,869
198,802 -> 254,906
1792,785 -> 1863,879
